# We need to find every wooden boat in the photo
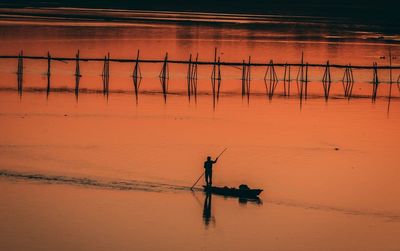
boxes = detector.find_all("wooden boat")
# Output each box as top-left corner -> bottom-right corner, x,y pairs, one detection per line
203,185 -> 262,198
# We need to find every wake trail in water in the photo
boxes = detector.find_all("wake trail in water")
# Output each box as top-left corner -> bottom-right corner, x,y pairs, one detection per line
267,199 -> 400,223
1,169 -> 399,222
0,169 -> 201,193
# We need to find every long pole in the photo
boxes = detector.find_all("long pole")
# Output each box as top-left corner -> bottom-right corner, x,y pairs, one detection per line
190,148 -> 227,190
190,173 -> 205,191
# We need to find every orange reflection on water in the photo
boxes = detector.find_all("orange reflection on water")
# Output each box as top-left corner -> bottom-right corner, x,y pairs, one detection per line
0,11 -> 400,251
0,13 -> 399,99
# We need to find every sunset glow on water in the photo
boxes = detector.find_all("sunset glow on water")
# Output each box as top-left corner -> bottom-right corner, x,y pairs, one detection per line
0,6 -> 400,251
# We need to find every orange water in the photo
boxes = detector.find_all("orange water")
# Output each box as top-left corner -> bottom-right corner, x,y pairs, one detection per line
0,10 -> 400,251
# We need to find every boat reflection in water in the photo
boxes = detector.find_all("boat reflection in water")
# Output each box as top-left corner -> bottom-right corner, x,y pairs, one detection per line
238,197 -> 263,205
202,192 -> 263,227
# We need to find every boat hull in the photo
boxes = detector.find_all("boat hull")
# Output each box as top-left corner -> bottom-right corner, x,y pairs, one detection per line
203,185 -> 262,198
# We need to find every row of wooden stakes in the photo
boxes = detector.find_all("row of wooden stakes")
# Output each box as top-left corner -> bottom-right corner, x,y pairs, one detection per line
11,50 -> 400,103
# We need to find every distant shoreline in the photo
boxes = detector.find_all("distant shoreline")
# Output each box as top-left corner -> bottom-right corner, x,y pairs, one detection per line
0,6 -> 399,34
0,0 -> 399,28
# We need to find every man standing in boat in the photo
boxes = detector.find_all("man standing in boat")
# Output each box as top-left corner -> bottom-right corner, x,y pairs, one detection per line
204,156 -> 218,187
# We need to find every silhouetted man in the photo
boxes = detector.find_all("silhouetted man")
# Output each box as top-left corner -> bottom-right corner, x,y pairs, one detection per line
204,156 -> 218,186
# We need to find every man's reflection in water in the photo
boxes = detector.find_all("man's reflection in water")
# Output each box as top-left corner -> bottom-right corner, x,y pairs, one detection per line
203,193 -> 215,227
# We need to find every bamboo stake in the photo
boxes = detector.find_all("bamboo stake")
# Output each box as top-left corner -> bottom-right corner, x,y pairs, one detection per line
273,61 -> 279,91
187,54 -> 192,100
101,53 -> 110,99
106,53 -> 110,98
387,50 -> 393,115
191,53 -> 198,102
283,63 -> 287,96
388,50 -> 393,100
159,52 -> 169,102
342,66 -> 348,94
299,53 -> 304,103
211,48 -> 217,99
288,65 -> 291,96
269,61 -> 273,98
264,61 -> 271,98
372,62 -> 379,102
132,50 -> 142,104
348,66 -> 355,99
216,56 -> 222,101
241,60 -> 246,97
46,52 -> 51,98
102,55 -> 107,96
246,56 -> 251,101
305,63 -> 308,100
102,56 -> 106,95
322,62 -> 327,97
75,50 -> 81,101
17,50 -> 23,98
264,60 -> 279,99
210,48 -> 219,108
322,60 -> 332,101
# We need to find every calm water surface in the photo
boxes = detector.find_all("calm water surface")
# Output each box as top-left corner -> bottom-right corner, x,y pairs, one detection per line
0,9 -> 400,251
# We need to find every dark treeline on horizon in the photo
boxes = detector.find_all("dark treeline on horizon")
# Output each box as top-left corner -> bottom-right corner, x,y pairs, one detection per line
0,0 -> 399,26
